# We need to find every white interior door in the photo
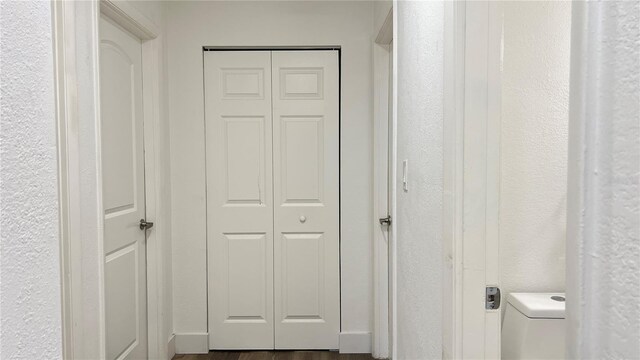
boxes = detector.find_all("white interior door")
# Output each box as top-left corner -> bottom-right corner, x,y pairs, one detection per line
272,51 -> 340,349
387,43 -> 396,358
99,16 -> 148,360
205,51 -> 275,349
373,40 -> 392,358
205,50 -> 339,350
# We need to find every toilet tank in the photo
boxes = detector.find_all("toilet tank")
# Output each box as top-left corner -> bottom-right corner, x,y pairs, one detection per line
501,293 -> 566,360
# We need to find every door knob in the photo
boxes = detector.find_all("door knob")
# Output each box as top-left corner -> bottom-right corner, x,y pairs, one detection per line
299,215 -> 307,223
139,219 -> 154,230
379,216 -> 392,226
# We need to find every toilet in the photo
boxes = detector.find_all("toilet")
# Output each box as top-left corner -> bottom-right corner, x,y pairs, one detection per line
501,293 -> 566,359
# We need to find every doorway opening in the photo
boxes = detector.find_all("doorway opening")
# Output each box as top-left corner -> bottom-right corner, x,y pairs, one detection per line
203,48 -> 342,350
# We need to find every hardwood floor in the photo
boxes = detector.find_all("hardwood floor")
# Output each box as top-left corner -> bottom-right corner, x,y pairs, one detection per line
172,351 -> 376,360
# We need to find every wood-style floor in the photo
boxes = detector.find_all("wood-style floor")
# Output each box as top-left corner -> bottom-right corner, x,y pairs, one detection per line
173,351 -> 376,360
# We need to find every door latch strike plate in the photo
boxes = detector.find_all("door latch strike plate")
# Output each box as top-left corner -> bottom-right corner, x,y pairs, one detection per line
486,286 -> 501,310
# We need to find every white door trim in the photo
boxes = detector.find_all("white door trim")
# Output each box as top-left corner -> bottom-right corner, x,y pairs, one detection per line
443,1 -> 466,358
54,1 -> 167,358
372,6 -> 393,359
390,3 -> 398,358
54,2 -> 105,358
445,2 -> 503,359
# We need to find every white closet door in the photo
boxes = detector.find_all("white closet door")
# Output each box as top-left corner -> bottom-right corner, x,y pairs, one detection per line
272,51 -> 340,349
99,16 -> 147,360
205,51 -> 274,349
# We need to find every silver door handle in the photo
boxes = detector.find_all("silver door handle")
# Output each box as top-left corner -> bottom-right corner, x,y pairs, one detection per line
139,219 -> 154,230
379,216 -> 392,226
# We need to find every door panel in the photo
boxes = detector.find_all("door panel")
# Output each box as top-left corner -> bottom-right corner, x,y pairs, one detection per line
281,116 -> 324,203
205,51 -> 274,349
99,16 -> 147,360
272,51 -> 340,349
281,233 -> 325,321
372,42 -> 392,358
224,117 -> 266,203
225,233 -> 269,321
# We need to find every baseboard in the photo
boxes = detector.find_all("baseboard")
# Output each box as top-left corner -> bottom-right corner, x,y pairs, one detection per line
173,331 -> 369,354
175,332 -> 209,354
339,332 -> 372,354
168,334 -> 176,359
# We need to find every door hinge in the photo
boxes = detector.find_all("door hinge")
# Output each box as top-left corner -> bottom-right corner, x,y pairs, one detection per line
486,286 -> 501,310
379,215 -> 392,226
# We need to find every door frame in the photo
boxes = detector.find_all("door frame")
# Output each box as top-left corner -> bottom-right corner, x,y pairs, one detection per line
53,0 -> 167,358
444,1 -> 503,359
442,1 -> 465,357
372,6 -> 393,359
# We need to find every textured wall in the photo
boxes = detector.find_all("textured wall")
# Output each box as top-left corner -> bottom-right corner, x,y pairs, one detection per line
166,1 -> 375,350
395,1 -> 444,359
500,1 -> 571,304
567,1 -> 639,358
0,1 -> 62,359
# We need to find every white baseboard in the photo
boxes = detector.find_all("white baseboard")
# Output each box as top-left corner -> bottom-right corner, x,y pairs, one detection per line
339,332 -> 372,354
173,331 -> 369,354
168,334 -> 176,359
175,332 -> 209,354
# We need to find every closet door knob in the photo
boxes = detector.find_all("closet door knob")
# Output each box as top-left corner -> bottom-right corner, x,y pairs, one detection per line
299,215 -> 307,223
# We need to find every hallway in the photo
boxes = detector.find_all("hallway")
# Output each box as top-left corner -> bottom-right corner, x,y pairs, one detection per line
0,0 -> 638,359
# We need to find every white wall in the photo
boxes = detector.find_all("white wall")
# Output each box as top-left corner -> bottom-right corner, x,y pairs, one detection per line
395,1 -> 444,359
499,2 -> 571,303
567,1 -> 639,358
166,1 -> 375,352
0,1 -> 61,358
